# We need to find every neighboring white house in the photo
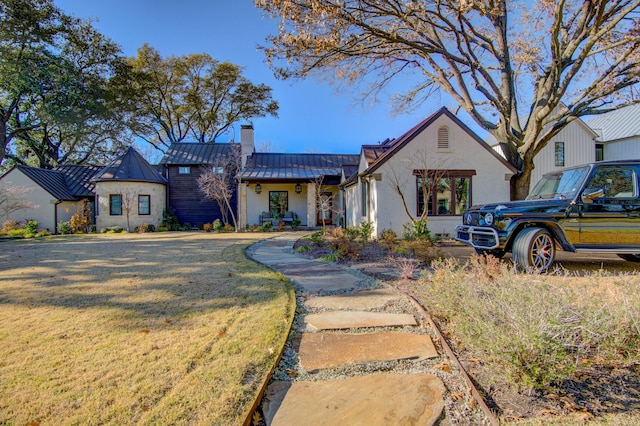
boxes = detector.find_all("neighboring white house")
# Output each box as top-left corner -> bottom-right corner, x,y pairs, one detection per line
342,107 -> 517,238
586,104 -> 640,161
489,116 -> 598,189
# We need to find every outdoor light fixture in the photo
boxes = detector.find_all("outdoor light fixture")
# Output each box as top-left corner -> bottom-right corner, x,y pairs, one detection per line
295,183 -> 302,194
255,183 -> 262,194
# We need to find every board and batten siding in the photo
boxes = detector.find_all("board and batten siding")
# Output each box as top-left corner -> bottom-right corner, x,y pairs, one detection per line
530,121 -> 596,188
604,136 -> 640,161
166,165 -> 235,226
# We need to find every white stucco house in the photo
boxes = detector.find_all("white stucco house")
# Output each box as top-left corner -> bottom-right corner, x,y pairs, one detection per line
342,107 -> 517,238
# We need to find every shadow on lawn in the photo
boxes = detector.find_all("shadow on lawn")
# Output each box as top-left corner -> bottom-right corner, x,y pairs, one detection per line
0,233 -> 285,328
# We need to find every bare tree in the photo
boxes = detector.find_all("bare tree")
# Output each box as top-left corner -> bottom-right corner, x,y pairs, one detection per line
313,175 -> 337,229
120,192 -> 136,232
386,151 -> 454,222
0,185 -> 36,221
197,144 -> 241,229
256,0 -> 640,199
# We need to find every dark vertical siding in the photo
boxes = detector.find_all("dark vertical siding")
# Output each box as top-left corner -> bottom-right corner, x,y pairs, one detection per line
166,166 -> 238,226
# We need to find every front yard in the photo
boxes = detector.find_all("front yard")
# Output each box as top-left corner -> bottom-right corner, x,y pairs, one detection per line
0,233 -> 294,425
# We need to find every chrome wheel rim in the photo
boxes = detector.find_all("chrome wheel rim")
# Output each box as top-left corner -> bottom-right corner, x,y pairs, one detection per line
530,233 -> 554,271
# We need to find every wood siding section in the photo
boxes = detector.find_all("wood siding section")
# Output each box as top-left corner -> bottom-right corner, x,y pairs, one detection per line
166,166 -> 237,226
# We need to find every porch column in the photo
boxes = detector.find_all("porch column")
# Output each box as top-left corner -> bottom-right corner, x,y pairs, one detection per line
306,182 -> 317,227
238,181 -> 248,230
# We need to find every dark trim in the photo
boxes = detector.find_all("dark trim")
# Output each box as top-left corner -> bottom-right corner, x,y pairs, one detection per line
138,194 -> 151,216
413,169 -> 477,178
110,194 -> 122,216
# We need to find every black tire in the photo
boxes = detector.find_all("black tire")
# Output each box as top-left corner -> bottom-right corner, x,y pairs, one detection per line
474,248 -> 506,259
617,253 -> 640,262
512,227 -> 555,272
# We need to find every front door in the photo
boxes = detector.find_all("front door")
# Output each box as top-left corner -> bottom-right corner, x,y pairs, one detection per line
317,192 -> 332,225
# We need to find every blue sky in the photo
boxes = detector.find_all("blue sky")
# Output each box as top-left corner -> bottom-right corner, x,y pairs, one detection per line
54,0 -> 474,155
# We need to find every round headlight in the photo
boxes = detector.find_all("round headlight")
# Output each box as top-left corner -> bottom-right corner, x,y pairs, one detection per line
484,212 -> 494,225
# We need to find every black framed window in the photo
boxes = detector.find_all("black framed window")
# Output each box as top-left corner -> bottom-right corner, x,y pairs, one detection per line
178,166 -> 191,174
110,194 -> 122,216
269,191 -> 288,216
416,170 -> 474,216
138,195 -> 150,215
595,144 -> 604,162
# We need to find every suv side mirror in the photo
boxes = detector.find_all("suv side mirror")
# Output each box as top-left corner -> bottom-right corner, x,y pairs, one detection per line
581,188 -> 605,204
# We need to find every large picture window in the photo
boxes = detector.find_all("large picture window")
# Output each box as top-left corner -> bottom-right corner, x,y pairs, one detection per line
110,194 -> 122,216
138,195 -> 150,215
416,170 -> 474,216
269,191 -> 288,216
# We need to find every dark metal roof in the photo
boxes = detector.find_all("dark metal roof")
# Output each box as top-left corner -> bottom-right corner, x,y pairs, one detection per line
160,142 -> 234,165
54,164 -> 102,197
92,146 -> 167,184
238,153 -> 359,181
14,165 -> 77,201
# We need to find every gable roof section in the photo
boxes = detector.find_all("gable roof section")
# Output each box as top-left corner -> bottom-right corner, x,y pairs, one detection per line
363,107 -> 516,175
13,165 -> 77,201
160,142 -> 233,165
54,164 -> 102,197
362,145 -> 391,166
238,153 -> 360,181
586,104 -> 640,142
92,146 -> 167,184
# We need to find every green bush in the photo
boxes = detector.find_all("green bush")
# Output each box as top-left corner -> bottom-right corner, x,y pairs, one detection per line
260,221 -> 273,232
290,217 -> 301,230
296,245 -> 311,252
402,219 -> 432,241
309,230 -> 325,245
24,220 -> 38,234
8,228 -> 26,237
212,219 -> 223,232
58,221 -> 72,235
36,230 -> 51,237
359,221 -> 373,243
343,226 -> 360,241
161,208 -> 180,231
320,252 -> 339,262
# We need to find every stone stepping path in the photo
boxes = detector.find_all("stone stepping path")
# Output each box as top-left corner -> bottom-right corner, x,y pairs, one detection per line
296,331 -> 438,372
304,310 -> 417,330
247,234 -> 445,425
263,373 -> 445,426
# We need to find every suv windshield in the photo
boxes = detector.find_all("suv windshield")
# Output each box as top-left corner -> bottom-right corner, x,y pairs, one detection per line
527,166 -> 591,200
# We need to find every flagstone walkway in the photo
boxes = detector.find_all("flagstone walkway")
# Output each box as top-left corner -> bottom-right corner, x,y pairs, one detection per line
246,234 -> 446,426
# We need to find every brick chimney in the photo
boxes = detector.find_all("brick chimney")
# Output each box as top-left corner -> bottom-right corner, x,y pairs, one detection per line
240,124 -> 254,168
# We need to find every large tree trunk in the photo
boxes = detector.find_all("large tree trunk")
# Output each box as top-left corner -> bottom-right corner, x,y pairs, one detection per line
511,166 -> 533,201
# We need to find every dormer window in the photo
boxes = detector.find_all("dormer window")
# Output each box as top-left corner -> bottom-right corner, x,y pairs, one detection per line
437,126 -> 450,150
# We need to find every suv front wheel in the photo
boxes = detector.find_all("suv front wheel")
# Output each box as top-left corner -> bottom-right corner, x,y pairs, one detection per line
512,227 -> 555,272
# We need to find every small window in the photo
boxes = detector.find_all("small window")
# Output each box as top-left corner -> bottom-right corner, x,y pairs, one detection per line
595,144 -> 604,162
138,195 -> 150,215
213,166 -> 224,174
110,194 -> 122,216
555,142 -> 565,167
178,166 -> 191,174
437,126 -> 450,150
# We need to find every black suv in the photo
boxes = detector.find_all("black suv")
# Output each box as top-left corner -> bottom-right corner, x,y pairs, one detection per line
455,160 -> 640,272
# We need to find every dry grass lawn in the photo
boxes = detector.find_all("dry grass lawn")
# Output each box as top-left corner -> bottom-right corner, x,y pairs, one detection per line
0,232 -> 294,425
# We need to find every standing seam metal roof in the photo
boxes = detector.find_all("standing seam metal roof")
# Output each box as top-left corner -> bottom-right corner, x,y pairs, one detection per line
237,153 -> 360,180
92,147 -> 167,184
586,104 -> 640,142
160,142 -> 234,165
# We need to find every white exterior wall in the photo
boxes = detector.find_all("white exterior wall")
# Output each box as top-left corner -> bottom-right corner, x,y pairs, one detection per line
56,200 -> 84,226
604,136 -> 640,160
343,183 -> 360,228
530,120 -> 596,186
0,169 -> 57,231
95,181 -> 166,232
369,114 -> 513,238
